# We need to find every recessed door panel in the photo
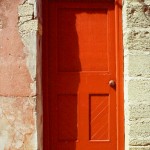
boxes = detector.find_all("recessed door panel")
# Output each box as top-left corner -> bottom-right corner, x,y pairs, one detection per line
57,8 -> 108,72
89,94 -> 110,141
57,94 -> 78,141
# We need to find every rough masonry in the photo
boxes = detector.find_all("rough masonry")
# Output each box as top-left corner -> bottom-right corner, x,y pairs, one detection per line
123,0 -> 150,149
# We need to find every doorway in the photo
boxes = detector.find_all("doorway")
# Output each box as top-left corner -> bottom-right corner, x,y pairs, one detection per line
42,0 -> 124,150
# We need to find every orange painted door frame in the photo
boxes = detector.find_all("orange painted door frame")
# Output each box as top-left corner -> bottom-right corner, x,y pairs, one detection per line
42,0 -> 124,149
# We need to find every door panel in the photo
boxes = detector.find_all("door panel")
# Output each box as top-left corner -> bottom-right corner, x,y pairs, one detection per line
57,94 -> 78,141
89,94 -> 109,141
47,2 -> 116,150
57,8 -> 108,72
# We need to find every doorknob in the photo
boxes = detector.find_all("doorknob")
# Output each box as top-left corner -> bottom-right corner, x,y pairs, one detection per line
109,80 -> 116,88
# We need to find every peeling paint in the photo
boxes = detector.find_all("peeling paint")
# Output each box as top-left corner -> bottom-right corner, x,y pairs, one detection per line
18,0 -> 38,96
0,0 -> 38,149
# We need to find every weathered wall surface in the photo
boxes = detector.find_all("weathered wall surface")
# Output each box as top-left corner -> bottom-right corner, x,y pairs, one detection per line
1,0 -> 150,149
123,0 -> 150,150
0,0 -> 40,149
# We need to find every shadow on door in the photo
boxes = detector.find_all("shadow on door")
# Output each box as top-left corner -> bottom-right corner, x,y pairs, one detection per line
46,5 -> 114,149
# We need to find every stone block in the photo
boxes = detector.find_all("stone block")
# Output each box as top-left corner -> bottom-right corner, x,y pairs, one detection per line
125,30 -> 150,51
124,1 -> 150,150
129,55 -> 150,77
129,119 -> 150,137
18,3 -> 34,17
128,79 -> 150,102
129,146 -> 150,150
19,20 -> 38,36
125,3 -> 150,28
129,103 -> 150,119
28,0 -> 35,4
18,16 -> 33,26
129,137 -> 150,146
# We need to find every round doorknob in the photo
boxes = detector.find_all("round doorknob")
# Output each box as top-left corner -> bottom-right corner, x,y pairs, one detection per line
109,80 -> 116,87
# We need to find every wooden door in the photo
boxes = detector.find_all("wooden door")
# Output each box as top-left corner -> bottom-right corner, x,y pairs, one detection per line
43,0 -> 123,150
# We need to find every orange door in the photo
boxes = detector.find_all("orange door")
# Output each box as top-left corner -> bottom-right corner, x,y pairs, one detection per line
44,1 -> 123,150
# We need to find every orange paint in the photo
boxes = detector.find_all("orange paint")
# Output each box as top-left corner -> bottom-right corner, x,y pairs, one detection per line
43,0 -> 124,149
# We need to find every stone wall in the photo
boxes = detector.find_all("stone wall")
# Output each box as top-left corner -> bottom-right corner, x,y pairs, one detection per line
0,0 -> 40,149
123,0 -> 150,149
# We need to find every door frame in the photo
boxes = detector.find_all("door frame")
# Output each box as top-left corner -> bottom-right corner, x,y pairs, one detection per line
42,0 -> 124,149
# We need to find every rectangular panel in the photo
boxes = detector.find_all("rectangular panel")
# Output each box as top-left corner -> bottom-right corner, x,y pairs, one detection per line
89,94 -> 110,141
57,8 -> 109,72
57,94 -> 77,141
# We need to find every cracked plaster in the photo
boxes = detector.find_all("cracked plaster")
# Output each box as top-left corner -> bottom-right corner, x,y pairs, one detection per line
0,0 -> 39,149
18,0 -> 38,96
0,0 -> 34,96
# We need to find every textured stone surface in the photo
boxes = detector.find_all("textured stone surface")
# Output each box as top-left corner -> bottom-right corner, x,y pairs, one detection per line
123,0 -> 150,149
0,0 -> 39,149
0,97 -> 37,149
129,146 -> 150,150
18,3 -> 34,16
128,79 -> 150,102
129,137 -> 150,146
129,103 -> 150,119
18,1 -> 38,97
125,3 -> 150,28
129,55 -> 150,77
125,29 -> 150,51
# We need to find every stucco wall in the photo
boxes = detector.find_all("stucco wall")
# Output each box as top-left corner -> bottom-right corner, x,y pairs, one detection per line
123,0 -> 150,150
0,0 -> 40,149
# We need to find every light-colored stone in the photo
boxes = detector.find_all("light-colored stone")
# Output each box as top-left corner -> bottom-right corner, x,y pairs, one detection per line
18,1 -> 38,97
19,20 -> 38,36
18,16 -> 33,26
128,55 -> 150,77
128,79 -> 150,102
28,0 -> 35,4
129,137 -> 150,146
129,146 -> 150,150
125,3 -> 150,28
129,119 -> 150,137
123,0 -> 150,149
21,31 -> 37,96
129,103 -> 150,119
125,29 -> 150,51
18,3 -> 34,17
